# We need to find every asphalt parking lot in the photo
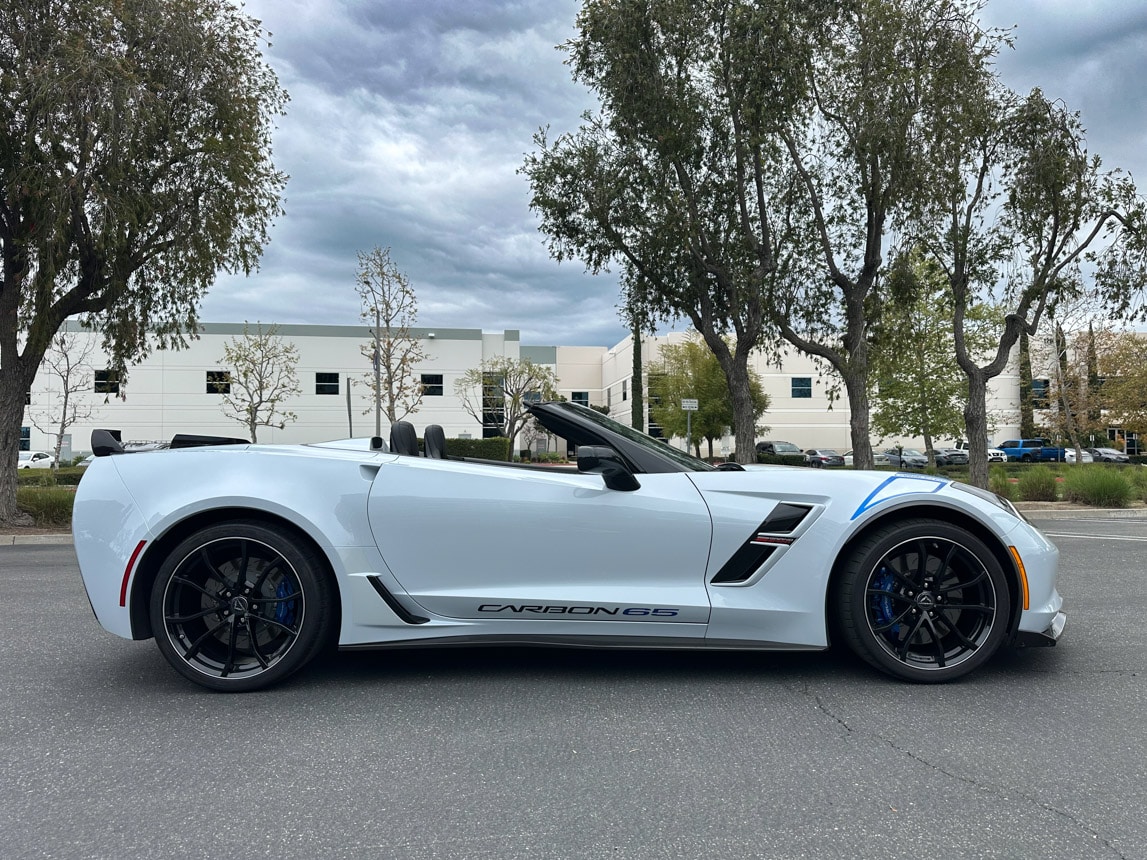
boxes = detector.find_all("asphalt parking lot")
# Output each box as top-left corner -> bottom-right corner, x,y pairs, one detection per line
2,514 -> 1145,859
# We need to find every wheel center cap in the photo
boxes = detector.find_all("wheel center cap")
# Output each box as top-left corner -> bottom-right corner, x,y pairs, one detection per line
916,591 -> 935,607
230,596 -> 250,613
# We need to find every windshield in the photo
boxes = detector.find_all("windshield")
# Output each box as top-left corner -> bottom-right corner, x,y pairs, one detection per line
773,442 -> 800,453
550,402 -> 716,472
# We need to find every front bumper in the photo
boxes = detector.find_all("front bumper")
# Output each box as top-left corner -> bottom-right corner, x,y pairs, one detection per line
1015,610 -> 1067,647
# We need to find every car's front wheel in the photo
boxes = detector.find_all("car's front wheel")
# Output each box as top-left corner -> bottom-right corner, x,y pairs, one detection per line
149,521 -> 335,692
834,519 -> 1011,682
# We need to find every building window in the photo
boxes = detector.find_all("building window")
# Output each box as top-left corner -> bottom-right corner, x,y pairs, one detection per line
315,373 -> 340,396
421,373 -> 444,396
622,380 -> 628,401
791,377 -> 812,399
1031,378 -> 1050,409
1127,432 -> 1140,456
481,372 -> 504,438
607,387 -> 612,409
20,426 -> 30,452
206,370 -> 231,394
94,369 -> 120,395
571,391 -> 589,406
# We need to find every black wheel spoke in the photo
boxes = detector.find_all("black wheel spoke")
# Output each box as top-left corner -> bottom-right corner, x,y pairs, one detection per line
938,568 -> 987,593
258,592 -> 298,605
923,615 -> 946,668
933,613 -> 980,651
165,606 -> 222,624
244,617 -> 271,669
251,558 -> 281,594
896,613 -> 929,660
254,614 -> 299,636
235,539 -> 251,590
942,602 -> 994,614
221,617 -> 241,677
171,575 -> 217,600
872,605 -> 914,633
182,618 -> 230,661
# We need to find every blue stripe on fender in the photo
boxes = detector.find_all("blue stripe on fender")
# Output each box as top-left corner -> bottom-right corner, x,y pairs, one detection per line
851,474 -> 948,520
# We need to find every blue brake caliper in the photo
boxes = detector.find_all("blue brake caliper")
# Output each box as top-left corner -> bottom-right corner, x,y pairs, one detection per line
870,567 -> 898,640
275,580 -> 298,627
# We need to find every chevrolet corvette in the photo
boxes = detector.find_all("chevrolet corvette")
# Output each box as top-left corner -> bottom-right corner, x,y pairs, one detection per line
73,401 -> 1065,691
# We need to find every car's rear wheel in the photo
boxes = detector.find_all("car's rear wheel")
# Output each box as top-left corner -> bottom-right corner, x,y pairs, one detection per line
834,519 -> 1011,682
150,521 -> 335,692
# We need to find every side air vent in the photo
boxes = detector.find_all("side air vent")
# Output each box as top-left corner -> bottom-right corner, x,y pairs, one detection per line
367,576 -> 429,624
710,503 -> 814,585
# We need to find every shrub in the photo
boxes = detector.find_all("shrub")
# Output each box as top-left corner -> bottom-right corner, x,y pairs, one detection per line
447,436 -> 512,461
988,468 -> 1015,501
1016,466 -> 1058,502
1127,467 -> 1147,503
1062,466 -> 1133,507
16,486 -> 76,527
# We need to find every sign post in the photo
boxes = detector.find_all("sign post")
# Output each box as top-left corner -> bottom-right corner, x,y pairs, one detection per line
681,398 -> 698,454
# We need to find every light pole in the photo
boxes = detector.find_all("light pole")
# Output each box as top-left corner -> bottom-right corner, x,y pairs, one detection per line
373,307 -> 382,437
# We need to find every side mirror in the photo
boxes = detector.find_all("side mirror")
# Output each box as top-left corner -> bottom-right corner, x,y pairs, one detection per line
577,445 -> 641,492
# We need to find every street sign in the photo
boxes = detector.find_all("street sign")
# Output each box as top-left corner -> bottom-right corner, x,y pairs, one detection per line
681,398 -> 698,411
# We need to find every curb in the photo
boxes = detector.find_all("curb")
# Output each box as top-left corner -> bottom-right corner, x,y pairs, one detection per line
3,533 -> 73,546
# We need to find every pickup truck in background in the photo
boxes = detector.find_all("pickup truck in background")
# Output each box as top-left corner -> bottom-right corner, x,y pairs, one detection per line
996,438 -> 1068,462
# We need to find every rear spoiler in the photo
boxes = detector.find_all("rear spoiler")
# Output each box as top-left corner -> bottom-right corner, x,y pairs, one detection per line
91,429 -> 249,457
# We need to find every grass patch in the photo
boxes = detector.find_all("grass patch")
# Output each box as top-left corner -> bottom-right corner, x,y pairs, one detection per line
1062,466 -> 1133,507
16,486 -> 76,527
1016,465 -> 1059,502
1127,466 -> 1147,503
988,468 -> 1015,501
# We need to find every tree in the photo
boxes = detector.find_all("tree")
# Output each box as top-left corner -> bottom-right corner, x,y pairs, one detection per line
1,0 -> 287,523
356,247 -> 427,431
28,329 -> 100,468
523,0 -> 827,464
915,85 -> 1147,487
524,0 -> 1001,468
648,334 -> 768,458
454,357 -> 559,449
1088,330 -> 1147,443
216,323 -> 301,443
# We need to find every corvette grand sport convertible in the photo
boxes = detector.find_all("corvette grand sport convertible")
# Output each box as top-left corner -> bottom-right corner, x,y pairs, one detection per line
73,401 -> 1065,691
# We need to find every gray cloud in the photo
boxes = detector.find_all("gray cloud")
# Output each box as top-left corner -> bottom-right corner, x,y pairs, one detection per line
204,0 -> 1147,347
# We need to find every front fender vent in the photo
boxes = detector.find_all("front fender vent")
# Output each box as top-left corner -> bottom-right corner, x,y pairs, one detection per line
710,503 -> 812,585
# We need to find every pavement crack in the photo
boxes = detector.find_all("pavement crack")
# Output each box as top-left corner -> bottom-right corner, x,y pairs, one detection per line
803,686 -> 1130,859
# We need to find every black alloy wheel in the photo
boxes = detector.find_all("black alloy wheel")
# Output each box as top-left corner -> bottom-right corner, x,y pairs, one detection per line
150,521 -> 335,692
835,519 -> 1011,682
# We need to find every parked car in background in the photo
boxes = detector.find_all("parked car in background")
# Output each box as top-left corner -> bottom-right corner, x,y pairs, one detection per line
997,438 -> 1068,462
843,450 -> 891,467
937,448 -> 969,466
17,451 -> 53,469
951,440 -> 1007,462
756,440 -> 802,456
1087,447 -> 1130,463
804,448 -> 846,468
883,448 -> 929,469
1064,449 -> 1094,464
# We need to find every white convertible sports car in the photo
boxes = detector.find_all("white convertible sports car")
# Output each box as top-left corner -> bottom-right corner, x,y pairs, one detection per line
73,402 -> 1066,692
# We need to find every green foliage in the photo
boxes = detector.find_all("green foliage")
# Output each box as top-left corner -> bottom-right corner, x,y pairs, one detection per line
648,334 -> 768,457
1,0 -> 288,522
16,468 -> 84,487
16,487 -> 75,527
1016,466 -> 1059,502
1062,467 -> 1133,507
871,251 -> 1003,449
1125,467 -> 1147,503
446,437 -> 512,462
988,469 -> 1015,501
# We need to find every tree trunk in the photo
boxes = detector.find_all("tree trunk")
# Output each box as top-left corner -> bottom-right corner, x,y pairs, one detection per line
0,364 -> 38,525
630,329 -> 643,431
964,371 -> 991,489
843,370 -> 873,470
727,354 -> 757,464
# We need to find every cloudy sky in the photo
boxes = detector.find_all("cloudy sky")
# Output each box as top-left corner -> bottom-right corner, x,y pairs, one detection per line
201,0 -> 1147,348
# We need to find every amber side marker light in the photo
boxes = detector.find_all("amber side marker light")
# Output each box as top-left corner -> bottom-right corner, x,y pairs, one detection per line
1008,546 -> 1030,610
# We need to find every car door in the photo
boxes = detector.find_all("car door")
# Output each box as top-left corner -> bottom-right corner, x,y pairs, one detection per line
366,456 -> 714,631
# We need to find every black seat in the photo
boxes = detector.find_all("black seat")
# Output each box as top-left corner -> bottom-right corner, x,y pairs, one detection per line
424,424 -> 447,459
389,421 -> 419,456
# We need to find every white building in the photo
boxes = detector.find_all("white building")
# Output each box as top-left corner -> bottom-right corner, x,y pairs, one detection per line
21,320 -> 1025,459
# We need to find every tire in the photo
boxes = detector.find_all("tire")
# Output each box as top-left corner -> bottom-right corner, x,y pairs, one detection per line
1021,454 -> 1033,462
834,519 -> 1011,683
149,521 -> 336,692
